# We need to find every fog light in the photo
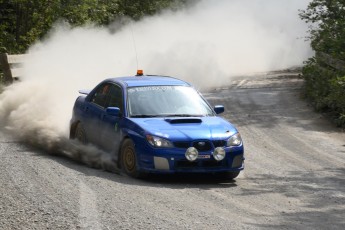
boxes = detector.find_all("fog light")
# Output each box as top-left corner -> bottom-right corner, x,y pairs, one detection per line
185,147 -> 198,161
213,147 -> 226,161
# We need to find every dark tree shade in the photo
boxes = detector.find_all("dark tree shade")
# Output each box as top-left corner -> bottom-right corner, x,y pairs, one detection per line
299,0 -> 345,59
0,0 -> 194,54
300,0 -> 345,127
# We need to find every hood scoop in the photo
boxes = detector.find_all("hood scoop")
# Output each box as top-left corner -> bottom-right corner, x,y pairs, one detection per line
165,118 -> 202,124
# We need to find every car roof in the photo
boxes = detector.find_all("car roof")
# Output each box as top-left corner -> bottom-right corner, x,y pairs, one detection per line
105,75 -> 191,88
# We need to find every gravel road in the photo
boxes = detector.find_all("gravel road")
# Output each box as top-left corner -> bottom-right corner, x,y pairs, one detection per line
1,73 -> 344,229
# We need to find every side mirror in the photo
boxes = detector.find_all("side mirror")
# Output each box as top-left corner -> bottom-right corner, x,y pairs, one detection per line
214,105 -> 225,114
106,107 -> 121,117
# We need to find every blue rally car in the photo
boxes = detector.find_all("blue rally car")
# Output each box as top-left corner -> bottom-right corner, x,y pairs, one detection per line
70,72 -> 244,179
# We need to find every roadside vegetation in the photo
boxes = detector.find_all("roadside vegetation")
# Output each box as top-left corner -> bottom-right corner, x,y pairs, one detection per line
1,0 -> 345,128
300,0 -> 345,127
0,0 -> 193,54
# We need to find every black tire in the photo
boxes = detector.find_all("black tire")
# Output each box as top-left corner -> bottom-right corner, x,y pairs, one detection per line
75,123 -> 87,144
120,139 -> 141,178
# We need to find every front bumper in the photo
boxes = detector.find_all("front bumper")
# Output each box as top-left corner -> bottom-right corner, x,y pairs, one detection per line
136,145 -> 245,174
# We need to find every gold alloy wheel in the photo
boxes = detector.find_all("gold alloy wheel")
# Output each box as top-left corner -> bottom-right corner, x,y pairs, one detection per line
123,144 -> 136,173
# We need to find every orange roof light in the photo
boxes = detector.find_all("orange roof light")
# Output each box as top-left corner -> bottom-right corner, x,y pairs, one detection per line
136,69 -> 144,76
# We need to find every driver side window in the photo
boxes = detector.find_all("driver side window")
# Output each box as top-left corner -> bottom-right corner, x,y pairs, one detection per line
106,84 -> 123,112
90,83 -> 123,111
91,84 -> 110,108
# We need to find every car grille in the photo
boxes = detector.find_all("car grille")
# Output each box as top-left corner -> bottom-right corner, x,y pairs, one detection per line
174,142 -> 190,149
173,140 -> 227,150
213,140 -> 227,148
193,141 -> 212,151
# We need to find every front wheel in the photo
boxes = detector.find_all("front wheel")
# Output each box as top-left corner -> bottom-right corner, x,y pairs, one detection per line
120,139 -> 142,178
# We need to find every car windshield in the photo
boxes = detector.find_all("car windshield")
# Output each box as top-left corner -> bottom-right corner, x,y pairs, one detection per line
127,86 -> 214,117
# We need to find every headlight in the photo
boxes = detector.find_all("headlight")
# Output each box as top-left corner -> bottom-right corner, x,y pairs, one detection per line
146,135 -> 173,148
213,147 -> 226,161
185,147 -> 198,161
227,133 -> 242,147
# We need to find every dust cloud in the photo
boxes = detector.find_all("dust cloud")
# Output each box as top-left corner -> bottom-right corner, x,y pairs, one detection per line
0,0 -> 312,168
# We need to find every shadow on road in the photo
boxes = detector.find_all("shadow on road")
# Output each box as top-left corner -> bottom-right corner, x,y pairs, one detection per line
29,144 -> 239,189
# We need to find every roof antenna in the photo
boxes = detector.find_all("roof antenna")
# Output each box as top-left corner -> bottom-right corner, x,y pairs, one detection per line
130,23 -> 143,76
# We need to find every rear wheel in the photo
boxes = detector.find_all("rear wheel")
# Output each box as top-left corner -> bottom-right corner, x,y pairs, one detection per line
75,123 -> 87,144
120,139 -> 142,178
70,123 -> 88,161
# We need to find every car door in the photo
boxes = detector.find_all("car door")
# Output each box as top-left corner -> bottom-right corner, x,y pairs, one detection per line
98,84 -> 124,155
83,83 -> 111,146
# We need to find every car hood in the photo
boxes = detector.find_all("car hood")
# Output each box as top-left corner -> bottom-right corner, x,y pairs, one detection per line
129,117 -> 238,141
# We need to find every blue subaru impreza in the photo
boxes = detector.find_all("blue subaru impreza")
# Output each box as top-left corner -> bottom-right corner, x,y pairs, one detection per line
70,73 -> 244,179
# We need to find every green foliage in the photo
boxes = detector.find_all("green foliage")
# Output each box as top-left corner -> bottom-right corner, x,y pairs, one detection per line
0,0 -> 192,54
326,75 -> 345,126
300,0 -> 345,127
300,0 -> 345,59
0,71 -> 3,85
